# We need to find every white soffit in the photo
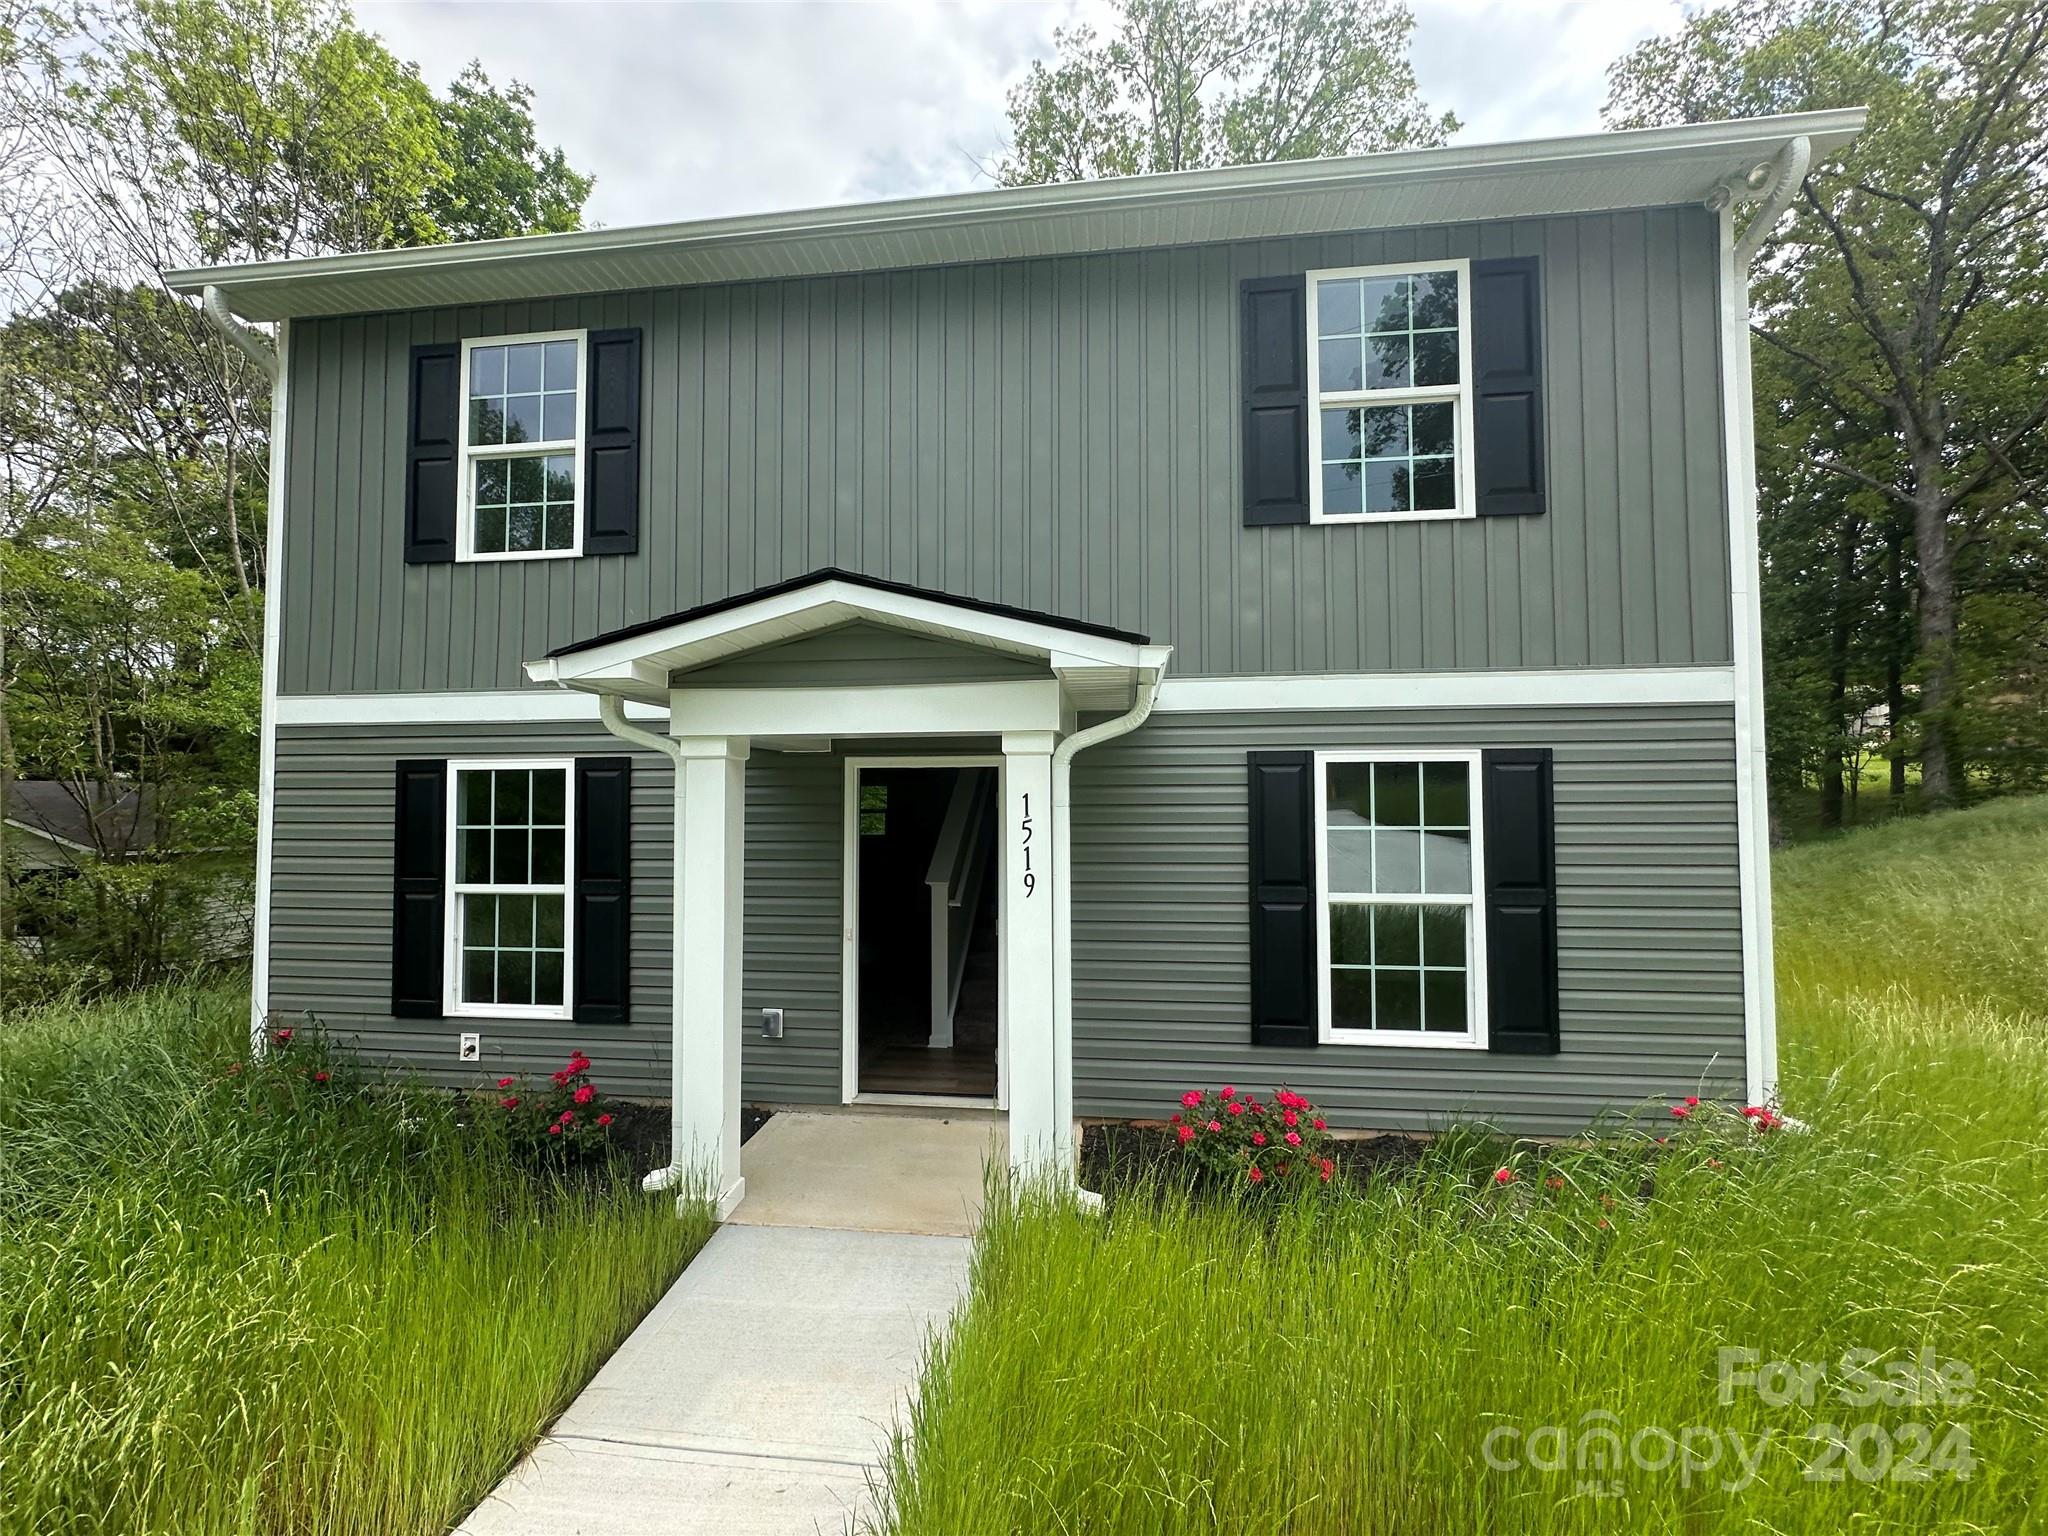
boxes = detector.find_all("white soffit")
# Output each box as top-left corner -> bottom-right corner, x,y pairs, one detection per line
169,110 -> 1864,322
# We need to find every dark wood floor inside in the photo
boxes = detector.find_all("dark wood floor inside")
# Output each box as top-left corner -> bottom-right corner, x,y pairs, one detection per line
859,1037 -> 997,1099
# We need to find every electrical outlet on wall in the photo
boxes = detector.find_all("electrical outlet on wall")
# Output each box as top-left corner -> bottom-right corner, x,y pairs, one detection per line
760,1008 -> 784,1040
459,1032 -> 481,1062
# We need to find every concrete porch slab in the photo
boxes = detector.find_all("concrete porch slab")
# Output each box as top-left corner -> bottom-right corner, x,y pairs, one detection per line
728,1109 -> 1001,1237
456,1221 -> 972,1536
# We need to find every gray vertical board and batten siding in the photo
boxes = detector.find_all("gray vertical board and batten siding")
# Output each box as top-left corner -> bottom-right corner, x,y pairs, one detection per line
268,703 -> 1744,1133
278,207 -> 1731,694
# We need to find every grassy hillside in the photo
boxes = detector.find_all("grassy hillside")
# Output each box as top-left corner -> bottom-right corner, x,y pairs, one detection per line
877,798 -> 2048,1534
0,988 -> 712,1536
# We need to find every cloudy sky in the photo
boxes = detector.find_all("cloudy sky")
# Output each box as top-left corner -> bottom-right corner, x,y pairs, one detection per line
358,0 -> 1697,230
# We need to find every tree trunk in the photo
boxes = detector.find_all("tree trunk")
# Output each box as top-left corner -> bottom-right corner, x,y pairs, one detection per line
1912,452 -> 1958,809
1819,507 -> 1863,830
1884,528 -> 1909,799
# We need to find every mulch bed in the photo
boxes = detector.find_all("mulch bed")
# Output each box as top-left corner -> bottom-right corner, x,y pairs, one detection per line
590,1101 -> 775,1181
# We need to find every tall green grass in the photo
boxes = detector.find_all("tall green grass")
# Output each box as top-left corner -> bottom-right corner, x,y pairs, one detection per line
0,985 -> 712,1536
875,797 -> 2048,1533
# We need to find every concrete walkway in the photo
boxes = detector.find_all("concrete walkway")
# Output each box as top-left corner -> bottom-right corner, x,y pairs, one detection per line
457,1113 -> 991,1535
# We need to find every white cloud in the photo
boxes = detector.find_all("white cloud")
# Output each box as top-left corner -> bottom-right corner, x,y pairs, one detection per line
361,0 -> 1692,231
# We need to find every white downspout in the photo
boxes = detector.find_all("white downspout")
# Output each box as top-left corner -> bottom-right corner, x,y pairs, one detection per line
1735,135 -> 1810,267
201,285 -> 277,381
593,694 -> 695,1195
1050,656 -> 1170,1204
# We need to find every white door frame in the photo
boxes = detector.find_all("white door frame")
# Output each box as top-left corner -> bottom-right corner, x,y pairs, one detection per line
840,754 -> 1005,1109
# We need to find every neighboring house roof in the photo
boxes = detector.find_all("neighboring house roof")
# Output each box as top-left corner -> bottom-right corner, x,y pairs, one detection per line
4,781 -> 161,857
168,109 -> 1865,322
546,567 -> 1151,659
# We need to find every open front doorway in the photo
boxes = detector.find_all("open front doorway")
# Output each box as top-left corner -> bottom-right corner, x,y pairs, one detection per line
844,759 -> 1001,1104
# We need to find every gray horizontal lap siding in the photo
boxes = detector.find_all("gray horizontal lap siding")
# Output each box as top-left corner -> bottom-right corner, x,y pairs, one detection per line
268,722 -> 838,1104
1069,704 -> 1746,1136
279,206 -> 1730,695
271,703 -> 1745,1136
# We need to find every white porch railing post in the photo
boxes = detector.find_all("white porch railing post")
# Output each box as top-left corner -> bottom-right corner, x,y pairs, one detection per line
1000,731 -> 1065,1180
673,734 -> 750,1219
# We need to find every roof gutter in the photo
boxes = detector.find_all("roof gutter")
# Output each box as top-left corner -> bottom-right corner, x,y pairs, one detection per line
200,285 -> 276,381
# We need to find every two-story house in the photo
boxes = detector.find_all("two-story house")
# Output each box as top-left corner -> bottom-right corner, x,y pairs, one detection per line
173,109 -> 1864,1216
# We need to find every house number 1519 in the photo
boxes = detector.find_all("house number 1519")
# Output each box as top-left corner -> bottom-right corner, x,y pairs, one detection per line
1018,792 -> 1036,897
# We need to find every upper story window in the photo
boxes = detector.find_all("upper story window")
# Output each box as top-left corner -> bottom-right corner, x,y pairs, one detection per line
1315,750 -> 1487,1047
1306,260 -> 1473,524
459,331 -> 585,560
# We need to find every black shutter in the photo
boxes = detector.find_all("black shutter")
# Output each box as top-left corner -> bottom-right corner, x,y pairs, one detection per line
1248,750 -> 1317,1046
584,328 -> 642,556
1240,276 -> 1309,527
391,760 -> 447,1017
1470,257 -> 1547,519
404,344 -> 460,563
1482,748 -> 1560,1054
573,756 -> 632,1024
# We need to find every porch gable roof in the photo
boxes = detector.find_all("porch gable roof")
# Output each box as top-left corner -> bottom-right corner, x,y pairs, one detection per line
525,568 -> 1167,708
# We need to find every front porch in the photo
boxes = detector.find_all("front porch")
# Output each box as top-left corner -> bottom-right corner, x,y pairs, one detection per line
525,568 -> 1170,1216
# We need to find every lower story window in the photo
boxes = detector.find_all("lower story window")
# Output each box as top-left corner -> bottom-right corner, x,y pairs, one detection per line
1316,750 -> 1486,1046
447,760 -> 573,1018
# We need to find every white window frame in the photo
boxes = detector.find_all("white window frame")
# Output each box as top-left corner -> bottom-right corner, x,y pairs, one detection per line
1305,258 -> 1476,525
1313,747 -> 1489,1049
443,757 -> 576,1021
456,329 -> 587,563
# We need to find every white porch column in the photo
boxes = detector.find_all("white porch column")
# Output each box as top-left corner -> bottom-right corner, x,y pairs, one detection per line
671,734 -> 750,1219
1001,730 -> 1068,1180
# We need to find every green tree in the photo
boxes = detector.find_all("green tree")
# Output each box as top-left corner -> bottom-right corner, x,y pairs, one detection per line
1606,0 -> 2048,814
997,0 -> 1454,186
427,61 -> 592,244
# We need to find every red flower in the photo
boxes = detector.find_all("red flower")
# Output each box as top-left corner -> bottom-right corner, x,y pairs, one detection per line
1707,1157 -> 1723,1170
1670,1105 -> 1691,1120
558,1109 -> 575,1125
1228,1101 -> 1248,1117
1181,1090 -> 1202,1109
596,1113 -> 614,1128
1251,1131 -> 1267,1146
1492,1167 -> 1514,1185
548,1123 -> 563,1136
272,1027 -> 293,1046
550,1070 -> 571,1086
1247,1166 -> 1265,1184
1545,1176 -> 1564,1191
573,1084 -> 596,1105
1312,1118 -> 1326,1131
1685,1095 -> 1701,1107
313,1071 -> 330,1084
1741,1105 -> 1763,1118
1597,1217 -> 1610,1229
1282,1108 -> 1298,1127
1220,1085 -> 1236,1100
500,1096 -> 519,1109
1319,1158 -> 1334,1182
1177,1124 -> 1195,1144
497,1077 -> 516,1089
1206,1119 -> 1222,1134
1284,1130 -> 1302,1147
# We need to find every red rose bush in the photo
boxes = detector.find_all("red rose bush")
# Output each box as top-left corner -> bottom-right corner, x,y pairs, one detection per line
1171,1085 -> 1337,1190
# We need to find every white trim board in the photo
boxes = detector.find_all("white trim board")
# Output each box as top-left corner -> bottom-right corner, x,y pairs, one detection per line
272,668 -> 1735,730
275,692 -> 666,727
250,319 -> 290,1050
1156,666 -> 1736,713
